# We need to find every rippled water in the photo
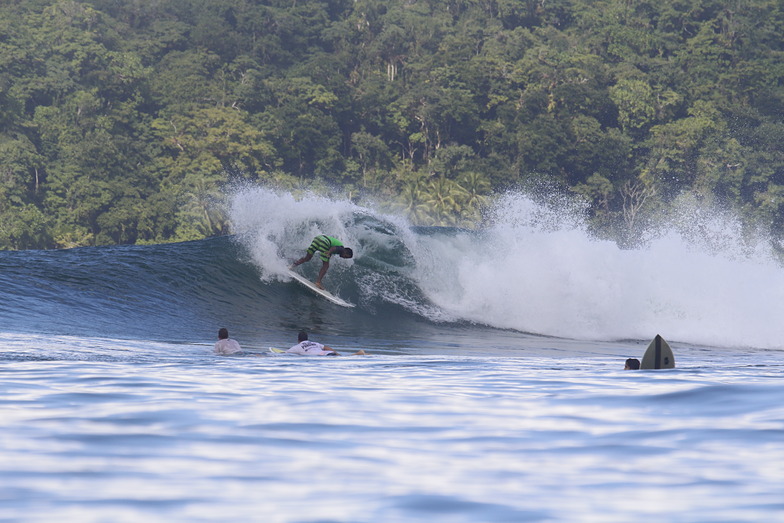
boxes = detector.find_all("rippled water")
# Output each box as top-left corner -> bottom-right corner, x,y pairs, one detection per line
3,188 -> 784,522
2,334 -> 782,522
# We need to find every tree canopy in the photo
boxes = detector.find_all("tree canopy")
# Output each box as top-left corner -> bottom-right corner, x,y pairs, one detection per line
1,0 -> 782,249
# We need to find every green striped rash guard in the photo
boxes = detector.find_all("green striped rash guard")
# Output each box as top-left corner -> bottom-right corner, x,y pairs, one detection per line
306,235 -> 345,262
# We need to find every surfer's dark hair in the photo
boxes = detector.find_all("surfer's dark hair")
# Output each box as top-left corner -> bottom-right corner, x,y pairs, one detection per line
625,358 -> 640,370
342,247 -> 353,258
218,328 -> 229,340
298,330 -> 309,342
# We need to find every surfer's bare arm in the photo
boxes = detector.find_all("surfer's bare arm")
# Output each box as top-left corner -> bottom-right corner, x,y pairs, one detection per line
323,345 -> 340,355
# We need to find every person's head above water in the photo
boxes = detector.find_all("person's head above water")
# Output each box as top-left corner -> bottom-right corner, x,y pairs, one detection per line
218,328 -> 229,340
624,358 -> 640,370
298,330 -> 309,342
339,247 -> 353,259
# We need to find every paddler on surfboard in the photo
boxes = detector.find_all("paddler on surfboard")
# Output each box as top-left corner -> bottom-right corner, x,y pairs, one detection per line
290,235 -> 353,290
286,330 -> 366,356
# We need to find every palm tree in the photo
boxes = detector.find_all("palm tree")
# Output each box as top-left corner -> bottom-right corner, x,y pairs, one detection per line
456,171 -> 491,224
458,171 -> 490,208
424,177 -> 465,226
396,178 -> 432,225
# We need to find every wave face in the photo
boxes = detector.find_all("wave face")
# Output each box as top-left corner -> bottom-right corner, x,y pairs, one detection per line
2,186 -> 783,350
230,187 -> 784,349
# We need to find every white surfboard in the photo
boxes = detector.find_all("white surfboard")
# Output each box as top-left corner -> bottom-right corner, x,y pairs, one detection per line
640,334 -> 675,369
268,347 -> 286,354
288,270 -> 355,308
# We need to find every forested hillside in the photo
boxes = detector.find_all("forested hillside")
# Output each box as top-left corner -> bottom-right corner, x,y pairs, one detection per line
1,0 -> 783,249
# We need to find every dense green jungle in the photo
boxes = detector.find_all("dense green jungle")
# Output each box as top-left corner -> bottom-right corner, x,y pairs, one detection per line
0,0 -> 782,250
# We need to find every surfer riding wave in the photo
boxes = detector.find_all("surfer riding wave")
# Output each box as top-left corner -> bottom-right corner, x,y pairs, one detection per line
290,235 -> 353,289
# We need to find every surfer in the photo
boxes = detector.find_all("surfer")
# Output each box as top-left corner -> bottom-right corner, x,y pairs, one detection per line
624,358 -> 640,370
290,235 -> 353,289
286,330 -> 366,356
214,328 -> 242,355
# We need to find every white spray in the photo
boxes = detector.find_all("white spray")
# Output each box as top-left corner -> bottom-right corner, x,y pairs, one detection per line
229,186 -> 784,349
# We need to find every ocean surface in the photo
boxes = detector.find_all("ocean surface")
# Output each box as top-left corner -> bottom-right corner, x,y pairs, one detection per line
1,187 -> 783,522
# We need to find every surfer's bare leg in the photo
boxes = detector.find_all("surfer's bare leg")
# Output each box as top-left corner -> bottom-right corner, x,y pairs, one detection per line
291,253 -> 313,268
315,261 -> 329,289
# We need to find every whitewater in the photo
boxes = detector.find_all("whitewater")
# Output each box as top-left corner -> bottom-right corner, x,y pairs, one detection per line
1,186 -> 782,522
230,186 -> 784,349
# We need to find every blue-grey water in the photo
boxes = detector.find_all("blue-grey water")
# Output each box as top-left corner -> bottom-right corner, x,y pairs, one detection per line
1,188 -> 783,522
